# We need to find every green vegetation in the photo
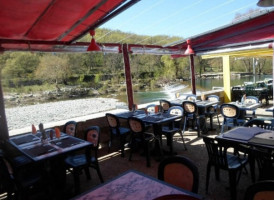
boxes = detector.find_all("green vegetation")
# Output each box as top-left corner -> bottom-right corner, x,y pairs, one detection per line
0,28 -> 272,96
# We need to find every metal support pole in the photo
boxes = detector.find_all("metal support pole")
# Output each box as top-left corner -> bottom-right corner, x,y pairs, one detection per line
189,54 -> 196,95
122,44 -> 134,110
0,75 -> 9,141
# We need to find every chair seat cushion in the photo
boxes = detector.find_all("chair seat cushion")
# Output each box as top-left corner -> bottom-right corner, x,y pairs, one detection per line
227,153 -> 248,169
65,154 -> 87,168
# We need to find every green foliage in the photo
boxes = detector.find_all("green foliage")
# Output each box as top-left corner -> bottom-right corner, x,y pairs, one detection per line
1,27 -> 273,95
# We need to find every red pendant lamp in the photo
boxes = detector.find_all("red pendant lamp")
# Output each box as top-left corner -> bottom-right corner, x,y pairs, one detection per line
257,0 -> 274,7
87,30 -> 101,51
184,39 -> 194,55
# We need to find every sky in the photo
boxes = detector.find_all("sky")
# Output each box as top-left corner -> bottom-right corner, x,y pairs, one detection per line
99,0 -> 270,42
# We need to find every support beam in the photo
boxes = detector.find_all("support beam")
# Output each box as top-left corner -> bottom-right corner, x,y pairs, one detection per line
0,75 -> 9,141
223,55 -> 231,102
189,54 -> 196,95
122,44 -> 134,110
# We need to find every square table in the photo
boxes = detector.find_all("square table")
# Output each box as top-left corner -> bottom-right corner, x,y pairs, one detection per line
170,99 -> 220,132
115,110 -> 182,159
265,106 -> 274,117
216,126 -> 274,181
9,132 -> 92,161
73,170 -> 201,200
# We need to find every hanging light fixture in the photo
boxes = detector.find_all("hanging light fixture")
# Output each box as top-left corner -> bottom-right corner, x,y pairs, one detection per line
87,30 -> 101,51
184,39 -> 194,55
257,0 -> 274,7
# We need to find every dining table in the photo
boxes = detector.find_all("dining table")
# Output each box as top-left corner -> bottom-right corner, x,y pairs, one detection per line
216,126 -> 274,182
228,101 -> 262,119
114,109 -> 183,159
265,106 -> 274,117
170,99 -> 220,133
5,130 -> 92,198
72,170 -> 202,200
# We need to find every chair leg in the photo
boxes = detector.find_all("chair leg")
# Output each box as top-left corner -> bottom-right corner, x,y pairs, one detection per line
228,170 -> 237,200
221,121 -> 225,134
182,117 -> 187,135
73,169 -> 81,195
214,166 -> 220,181
179,131 -> 187,150
206,163 -> 211,194
84,166 -> 91,180
94,166 -> 104,183
145,142 -> 151,167
120,135 -> 126,157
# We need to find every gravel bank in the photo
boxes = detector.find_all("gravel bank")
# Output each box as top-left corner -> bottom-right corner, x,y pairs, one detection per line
5,98 -> 126,131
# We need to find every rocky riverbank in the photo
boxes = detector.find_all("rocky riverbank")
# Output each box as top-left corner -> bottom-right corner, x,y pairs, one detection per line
5,97 -> 126,131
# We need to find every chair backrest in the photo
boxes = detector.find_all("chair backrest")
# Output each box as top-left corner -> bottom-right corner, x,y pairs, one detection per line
85,126 -> 100,150
128,117 -> 146,134
206,95 -> 219,102
251,148 -> 274,181
158,155 -> 199,193
185,94 -> 197,101
182,101 -> 197,115
220,103 -> 240,119
245,96 -> 259,104
146,104 -> 157,114
0,150 -> 14,194
159,100 -> 171,112
244,118 -> 274,130
63,121 -> 77,136
202,136 -> 229,170
105,113 -> 120,129
167,106 -> 183,117
244,180 -> 274,200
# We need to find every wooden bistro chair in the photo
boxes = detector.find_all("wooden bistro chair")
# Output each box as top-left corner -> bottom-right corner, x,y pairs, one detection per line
220,103 -> 245,134
105,113 -> 130,157
159,100 -> 172,113
161,106 -> 186,153
243,96 -> 259,120
244,180 -> 274,200
63,120 -> 77,136
158,155 -> 199,193
182,101 -> 201,137
65,126 -> 104,194
146,104 -> 157,114
205,95 -> 221,129
185,94 -> 197,101
0,149 -> 47,200
203,136 -> 248,200
128,117 -> 155,167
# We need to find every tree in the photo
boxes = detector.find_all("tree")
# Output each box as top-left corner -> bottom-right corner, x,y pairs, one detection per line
2,52 -> 40,79
35,54 -> 70,86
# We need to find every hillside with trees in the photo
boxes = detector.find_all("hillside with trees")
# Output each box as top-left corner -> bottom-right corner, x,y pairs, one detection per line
0,28 -> 272,107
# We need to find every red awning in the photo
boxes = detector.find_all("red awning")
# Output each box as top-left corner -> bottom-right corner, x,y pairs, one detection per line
0,0 -> 140,51
169,10 -> 274,55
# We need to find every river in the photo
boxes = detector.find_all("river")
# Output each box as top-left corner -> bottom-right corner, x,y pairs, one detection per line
115,75 -> 272,104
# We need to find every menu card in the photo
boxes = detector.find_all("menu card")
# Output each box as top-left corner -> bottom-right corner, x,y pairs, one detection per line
223,127 -> 268,141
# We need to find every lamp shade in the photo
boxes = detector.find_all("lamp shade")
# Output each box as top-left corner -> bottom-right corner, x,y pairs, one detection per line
87,30 -> 101,51
184,39 -> 194,55
257,0 -> 274,7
